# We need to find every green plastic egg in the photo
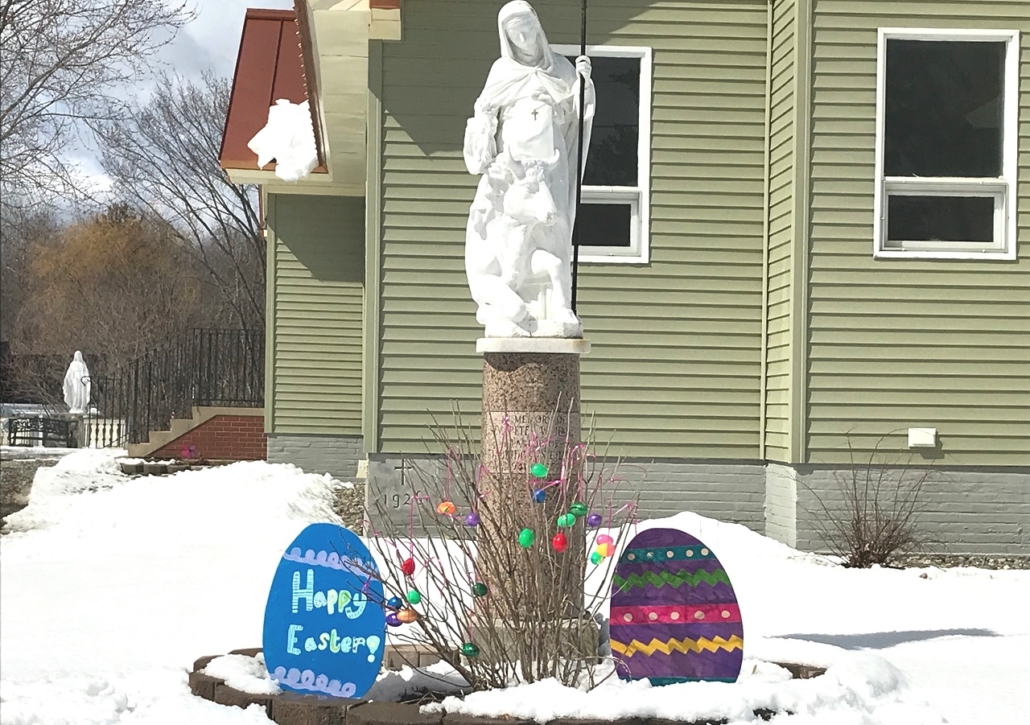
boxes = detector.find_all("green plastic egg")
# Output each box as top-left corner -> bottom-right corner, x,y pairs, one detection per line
406,589 -> 422,604
530,463 -> 548,478
472,582 -> 488,597
462,642 -> 481,658
557,513 -> 575,528
518,528 -> 536,547
590,551 -> 603,565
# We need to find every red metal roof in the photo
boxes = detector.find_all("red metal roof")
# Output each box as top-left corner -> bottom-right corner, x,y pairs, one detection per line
219,8 -> 324,173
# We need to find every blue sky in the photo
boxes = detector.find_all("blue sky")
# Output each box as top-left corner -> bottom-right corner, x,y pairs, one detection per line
160,0 -> 296,80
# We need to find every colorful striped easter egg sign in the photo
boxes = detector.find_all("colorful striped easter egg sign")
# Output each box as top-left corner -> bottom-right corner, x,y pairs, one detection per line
609,528 -> 744,684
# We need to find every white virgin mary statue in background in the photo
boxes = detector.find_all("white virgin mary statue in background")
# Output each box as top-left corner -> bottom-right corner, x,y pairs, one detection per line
464,0 -> 595,338
63,351 -> 91,415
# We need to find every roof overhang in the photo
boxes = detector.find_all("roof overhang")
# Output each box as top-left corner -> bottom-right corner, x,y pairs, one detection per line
219,9 -> 330,187
291,0 -> 407,197
221,2 -> 405,195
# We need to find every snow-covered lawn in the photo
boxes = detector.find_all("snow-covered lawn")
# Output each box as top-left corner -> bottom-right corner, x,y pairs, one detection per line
1,450 -> 1027,724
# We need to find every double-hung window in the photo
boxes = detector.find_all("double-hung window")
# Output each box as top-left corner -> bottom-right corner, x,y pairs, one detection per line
874,29 -> 1020,260
553,45 -> 652,263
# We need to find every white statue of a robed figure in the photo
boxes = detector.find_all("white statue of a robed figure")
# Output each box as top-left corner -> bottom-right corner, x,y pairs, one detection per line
464,0 -> 595,338
63,351 -> 91,414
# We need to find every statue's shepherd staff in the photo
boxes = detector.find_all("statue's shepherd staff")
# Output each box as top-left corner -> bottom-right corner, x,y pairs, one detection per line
570,0 -> 587,313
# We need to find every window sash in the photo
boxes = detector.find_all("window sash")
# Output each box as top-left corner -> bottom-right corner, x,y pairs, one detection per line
578,189 -> 641,261
873,28 -> 1019,261
883,181 -> 1008,252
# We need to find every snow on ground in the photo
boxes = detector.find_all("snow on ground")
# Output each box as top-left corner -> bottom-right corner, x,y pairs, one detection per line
1,450 -> 1028,724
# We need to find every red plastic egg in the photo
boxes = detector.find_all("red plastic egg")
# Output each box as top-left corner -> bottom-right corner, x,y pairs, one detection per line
552,532 -> 568,553
400,557 -> 416,576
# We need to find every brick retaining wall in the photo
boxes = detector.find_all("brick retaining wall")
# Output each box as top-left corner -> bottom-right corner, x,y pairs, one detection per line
152,414 -> 266,461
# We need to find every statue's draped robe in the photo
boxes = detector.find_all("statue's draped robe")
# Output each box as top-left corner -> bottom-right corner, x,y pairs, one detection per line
63,351 -> 91,414
463,0 -> 594,332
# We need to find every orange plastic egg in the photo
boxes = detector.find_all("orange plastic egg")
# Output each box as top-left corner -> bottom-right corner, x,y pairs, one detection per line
396,608 -> 419,624
437,500 -> 456,515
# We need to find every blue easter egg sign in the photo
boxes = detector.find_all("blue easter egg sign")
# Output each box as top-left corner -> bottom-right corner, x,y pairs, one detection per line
262,523 -> 386,698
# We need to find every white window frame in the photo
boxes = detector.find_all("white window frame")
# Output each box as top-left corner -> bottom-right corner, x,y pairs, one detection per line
874,28 -> 1020,261
552,44 -> 652,264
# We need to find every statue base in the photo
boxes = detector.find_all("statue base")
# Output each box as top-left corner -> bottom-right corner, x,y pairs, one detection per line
477,337 -> 590,620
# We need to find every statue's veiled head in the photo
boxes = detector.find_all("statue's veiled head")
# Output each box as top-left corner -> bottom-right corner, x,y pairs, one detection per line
498,1 -> 550,68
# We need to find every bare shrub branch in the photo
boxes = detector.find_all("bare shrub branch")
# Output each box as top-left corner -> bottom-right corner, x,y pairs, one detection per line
357,406 -> 638,691
801,431 -> 938,567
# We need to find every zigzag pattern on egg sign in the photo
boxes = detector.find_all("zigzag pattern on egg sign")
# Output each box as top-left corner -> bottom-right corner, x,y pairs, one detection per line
613,568 -> 733,591
609,528 -> 744,685
610,634 -> 744,658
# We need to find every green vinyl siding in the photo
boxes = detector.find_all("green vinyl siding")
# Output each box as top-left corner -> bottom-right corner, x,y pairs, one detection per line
267,193 -> 364,435
372,0 -> 769,457
807,0 -> 1030,465
765,0 -> 797,462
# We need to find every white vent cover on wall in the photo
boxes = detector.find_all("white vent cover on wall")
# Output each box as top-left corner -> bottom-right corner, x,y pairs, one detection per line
908,428 -> 937,448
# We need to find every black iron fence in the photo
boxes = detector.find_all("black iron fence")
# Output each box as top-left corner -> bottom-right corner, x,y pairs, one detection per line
85,329 -> 264,448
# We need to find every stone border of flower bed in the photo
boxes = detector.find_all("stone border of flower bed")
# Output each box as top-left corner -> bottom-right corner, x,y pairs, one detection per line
189,648 -> 827,725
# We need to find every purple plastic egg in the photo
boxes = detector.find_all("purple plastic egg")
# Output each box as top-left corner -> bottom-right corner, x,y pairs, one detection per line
586,513 -> 602,527
385,613 -> 402,627
465,512 -> 480,527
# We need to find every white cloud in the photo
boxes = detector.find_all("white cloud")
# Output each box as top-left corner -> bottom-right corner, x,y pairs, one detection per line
163,0 -> 297,80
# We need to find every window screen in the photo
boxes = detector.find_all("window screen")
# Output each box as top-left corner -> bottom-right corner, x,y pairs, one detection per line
887,195 -> 995,243
576,203 -> 631,248
885,40 -> 1005,178
579,56 -> 640,187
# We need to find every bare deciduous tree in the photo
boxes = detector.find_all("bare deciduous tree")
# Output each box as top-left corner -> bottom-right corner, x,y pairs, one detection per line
9,205 -> 209,362
96,73 -> 265,330
0,0 -> 191,205
0,208 -> 59,340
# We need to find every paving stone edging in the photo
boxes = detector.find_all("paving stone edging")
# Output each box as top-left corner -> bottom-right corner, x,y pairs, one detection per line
190,649 -> 825,725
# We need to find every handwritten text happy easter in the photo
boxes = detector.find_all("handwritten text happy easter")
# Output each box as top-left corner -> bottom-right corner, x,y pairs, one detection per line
285,568 -> 379,658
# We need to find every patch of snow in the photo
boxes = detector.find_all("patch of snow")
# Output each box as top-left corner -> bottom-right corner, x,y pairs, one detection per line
1,457 -> 1028,724
368,661 -> 469,702
51,447 -> 128,474
203,653 -> 281,696
423,640 -> 942,724
248,99 -> 318,182
1,445 -> 79,459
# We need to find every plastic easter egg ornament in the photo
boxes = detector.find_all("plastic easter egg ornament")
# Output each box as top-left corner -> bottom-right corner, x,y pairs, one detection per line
386,613 -> 402,627
397,608 -> 418,624
465,512 -> 480,527
557,513 -> 575,528
406,589 -> 422,605
586,513 -> 602,527
597,534 -> 614,546
262,523 -> 385,698
570,502 -> 587,517
532,489 -> 546,503
462,642 -> 481,658
437,500 -> 456,516
472,582 -> 489,597
518,528 -> 536,547
609,528 -> 744,685
590,551 -> 603,565
597,542 -> 615,557
530,463 -> 548,478
400,557 -> 416,577
551,532 -> 568,553
386,596 -> 402,610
